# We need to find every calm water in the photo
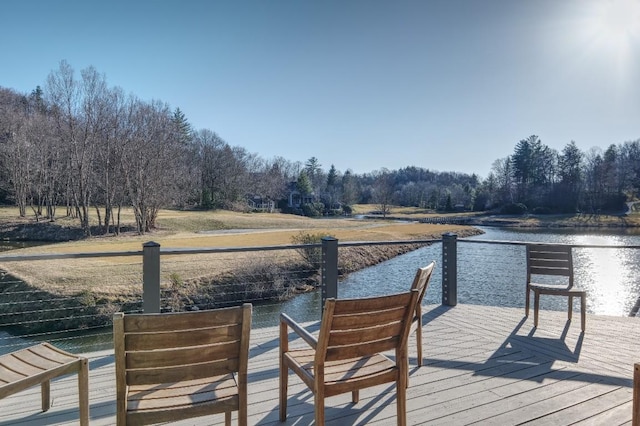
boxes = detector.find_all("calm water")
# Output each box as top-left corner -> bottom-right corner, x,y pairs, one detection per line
253,226 -> 640,327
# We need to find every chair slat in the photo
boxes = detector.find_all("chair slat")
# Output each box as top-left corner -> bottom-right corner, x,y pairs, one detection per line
128,375 -> 236,401
529,266 -> 571,276
322,353 -> 391,377
0,364 -> 27,384
326,336 -> 400,361
125,324 -> 242,351
328,321 -> 403,347
127,358 -> 239,386
332,292 -> 413,315
325,368 -> 398,397
331,306 -> 406,330
123,307 -> 243,333
126,341 -> 240,369
127,396 -> 239,425
129,383 -> 239,410
529,257 -> 570,268
0,355 -> 44,377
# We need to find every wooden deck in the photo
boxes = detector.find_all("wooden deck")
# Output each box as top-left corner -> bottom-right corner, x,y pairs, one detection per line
0,304 -> 638,425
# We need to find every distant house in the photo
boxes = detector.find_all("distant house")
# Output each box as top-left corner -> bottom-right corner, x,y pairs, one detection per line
247,196 -> 275,212
288,190 -> 315,209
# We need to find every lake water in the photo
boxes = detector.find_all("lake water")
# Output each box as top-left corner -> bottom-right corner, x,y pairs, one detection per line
254,226 -> 640,327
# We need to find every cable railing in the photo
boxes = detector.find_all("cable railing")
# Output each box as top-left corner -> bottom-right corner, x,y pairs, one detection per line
1,234 -> 639,356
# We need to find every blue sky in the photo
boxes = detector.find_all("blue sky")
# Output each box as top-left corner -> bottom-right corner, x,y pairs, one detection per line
2,0 -> 639,178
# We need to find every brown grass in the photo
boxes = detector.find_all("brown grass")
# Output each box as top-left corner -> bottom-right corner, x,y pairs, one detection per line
0,207 -> 477,296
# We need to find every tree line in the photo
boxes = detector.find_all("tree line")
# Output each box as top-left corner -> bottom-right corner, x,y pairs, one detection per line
481,135 -> 640,214
1,62 -> 638,237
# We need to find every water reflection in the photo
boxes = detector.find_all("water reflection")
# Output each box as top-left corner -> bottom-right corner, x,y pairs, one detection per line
574,246 -> 638,316
468,227 -> 640,317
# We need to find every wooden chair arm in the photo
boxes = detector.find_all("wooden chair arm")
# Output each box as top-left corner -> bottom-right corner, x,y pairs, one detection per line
280,313 -> 317,350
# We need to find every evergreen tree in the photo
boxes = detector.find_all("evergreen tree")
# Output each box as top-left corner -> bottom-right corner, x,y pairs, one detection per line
172,107 -> 193,145
556,141 -> 583,212
296,171 -> 312,195
326,164 -> 338,187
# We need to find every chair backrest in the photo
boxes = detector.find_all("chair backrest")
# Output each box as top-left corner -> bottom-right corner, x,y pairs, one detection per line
316,290 -> 419,364
410,262 -> 436,311
113,304 -> 252,387
526,244 -> 574,288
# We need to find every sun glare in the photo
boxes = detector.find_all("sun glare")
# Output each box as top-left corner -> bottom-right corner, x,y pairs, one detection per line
591,0 -> 640,50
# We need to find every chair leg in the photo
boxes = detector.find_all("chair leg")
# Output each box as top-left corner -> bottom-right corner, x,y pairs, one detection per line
279,365 -> 288,422
525,287 -> 530,317
225,411 -> 231,426
78,358 -> 89,426
533,291 -> 539,328
568,295 -> 573,321
396,379 -> 407,426
581,293 -> 586,332
416,322 -> 423,367
41,380 -> 50,412
352,390 -> 359,403
315,390 -> 325,426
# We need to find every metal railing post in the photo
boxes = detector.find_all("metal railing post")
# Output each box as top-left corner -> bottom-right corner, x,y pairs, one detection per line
321,237 -> 338,319
442,233 -> 458,306
143,241 -> 161,313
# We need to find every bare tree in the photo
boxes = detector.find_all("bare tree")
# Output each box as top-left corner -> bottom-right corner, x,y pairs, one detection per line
372,168 -> 395,217
121,99 -> 184,233
2,110 -> 31,217
46,61 -> 99,235
92,86 -> 131,234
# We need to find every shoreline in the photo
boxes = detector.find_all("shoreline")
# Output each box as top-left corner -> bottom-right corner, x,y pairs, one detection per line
364,213 -> 640,230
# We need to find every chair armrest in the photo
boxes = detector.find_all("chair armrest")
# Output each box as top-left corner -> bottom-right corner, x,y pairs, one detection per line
280,313 -> 317,350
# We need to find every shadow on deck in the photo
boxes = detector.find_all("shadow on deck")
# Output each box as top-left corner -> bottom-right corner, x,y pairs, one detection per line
0,304 -> 637,425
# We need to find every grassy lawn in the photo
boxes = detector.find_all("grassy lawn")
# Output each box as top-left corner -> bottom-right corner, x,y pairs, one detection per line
1,206 -> 473,251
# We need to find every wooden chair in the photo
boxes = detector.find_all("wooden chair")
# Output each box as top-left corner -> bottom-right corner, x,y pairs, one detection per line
113,304 -> 252,426
279,290 -> 419,426
0,343 -> 89,425
525,244 -> 586,331
408,261 -> 436,367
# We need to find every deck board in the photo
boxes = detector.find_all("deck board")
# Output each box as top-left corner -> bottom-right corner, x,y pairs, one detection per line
0,304 -> 638,425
